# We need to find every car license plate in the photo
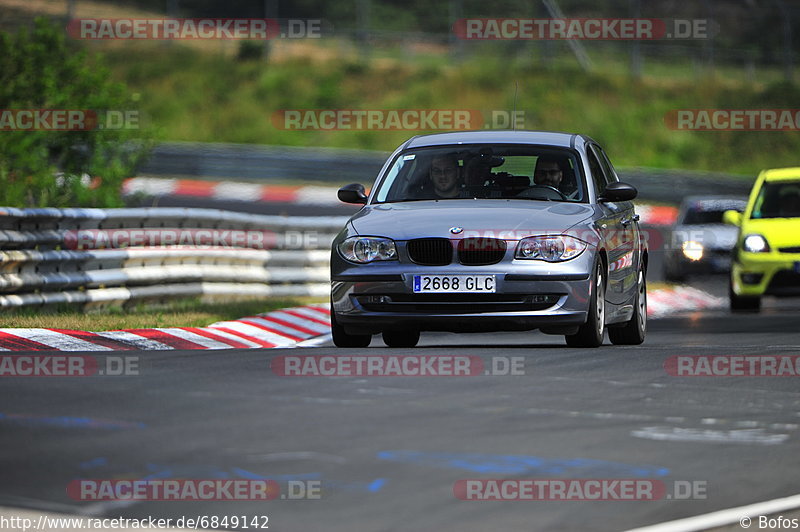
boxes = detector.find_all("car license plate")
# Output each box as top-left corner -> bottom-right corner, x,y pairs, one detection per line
413,274 -> 496,293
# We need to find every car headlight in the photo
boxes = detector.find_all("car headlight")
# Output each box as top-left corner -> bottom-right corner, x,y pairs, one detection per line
338,236 -> 397,263
681,240 -> 704,261
742,234 -> 770,253
515,235 -> 587,262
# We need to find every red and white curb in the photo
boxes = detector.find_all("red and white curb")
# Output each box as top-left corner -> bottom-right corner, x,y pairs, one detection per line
0,304 -> 331,352
123,177 -> 679,226
123,177 -> 339,207
0,287 -> 722,351
634,204 -> 678,226
647,286 -> 725,318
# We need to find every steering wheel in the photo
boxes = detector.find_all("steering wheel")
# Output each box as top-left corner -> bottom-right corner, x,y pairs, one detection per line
516,184 -> 568,201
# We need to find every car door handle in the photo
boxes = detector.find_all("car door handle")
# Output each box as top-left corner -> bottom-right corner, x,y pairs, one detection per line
621,214 -> 640,226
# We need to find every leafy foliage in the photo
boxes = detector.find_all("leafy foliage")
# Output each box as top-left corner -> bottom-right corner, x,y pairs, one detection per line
103,44 -> 800,175
0,18 -> 152,208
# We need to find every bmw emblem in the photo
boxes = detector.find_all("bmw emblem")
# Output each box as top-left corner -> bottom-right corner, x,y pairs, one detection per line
450,227 -> 464,234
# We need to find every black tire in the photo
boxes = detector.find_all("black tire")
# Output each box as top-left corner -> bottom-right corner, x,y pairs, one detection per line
609,266 -> 647,345
729,277 -> 761,312
331,310 -> 371,347
566,260 -> 606,348
663,262 -> 686,284
382,329 -> 420,348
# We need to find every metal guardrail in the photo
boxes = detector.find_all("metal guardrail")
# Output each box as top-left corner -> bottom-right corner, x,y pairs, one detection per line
617,168 -> 752,205
0,207 -> 346,309
138,142 -> 389,184
137,142 -> 753,204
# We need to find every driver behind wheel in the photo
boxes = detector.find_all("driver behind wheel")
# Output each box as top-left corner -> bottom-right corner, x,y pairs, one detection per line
533,155 -> 578,199
533,156 -> 564,188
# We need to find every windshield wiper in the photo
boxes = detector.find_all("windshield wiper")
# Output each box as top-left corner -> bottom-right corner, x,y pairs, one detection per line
380,198 -> 438,204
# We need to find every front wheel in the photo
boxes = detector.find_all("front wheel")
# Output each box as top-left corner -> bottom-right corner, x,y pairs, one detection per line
729,277 -> 761,312
609,266 -> 647,345
566,260 -> 606,348
663,261 -> 686,283
331,310 -> 372,348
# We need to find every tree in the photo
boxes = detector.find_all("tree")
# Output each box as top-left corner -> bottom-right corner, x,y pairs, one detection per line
0,18 -> 152,208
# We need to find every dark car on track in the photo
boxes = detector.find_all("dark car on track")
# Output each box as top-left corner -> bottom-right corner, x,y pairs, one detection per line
663,196 -> 748,282
331,130 -> 647,348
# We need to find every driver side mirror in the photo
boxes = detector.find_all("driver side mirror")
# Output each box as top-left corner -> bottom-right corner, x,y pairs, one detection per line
722,209 -> 742,226
599,181 -> 638,203
338,183 -> 368,205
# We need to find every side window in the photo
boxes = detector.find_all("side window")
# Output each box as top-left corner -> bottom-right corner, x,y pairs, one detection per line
596,146 -> 620,183
586,146 -> 608,196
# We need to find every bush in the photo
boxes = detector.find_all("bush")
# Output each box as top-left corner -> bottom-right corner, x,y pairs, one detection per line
0,18 -> 152,208
238,40 -> 269,62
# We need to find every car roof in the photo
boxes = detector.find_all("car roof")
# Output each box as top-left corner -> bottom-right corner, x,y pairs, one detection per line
402,130 -> 586,150
680,196 -> 748,216
682,195 -> 748,204
760,167 -> 800,182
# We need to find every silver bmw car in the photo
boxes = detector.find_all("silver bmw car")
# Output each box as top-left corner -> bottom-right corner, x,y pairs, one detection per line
330,131 -> 647,348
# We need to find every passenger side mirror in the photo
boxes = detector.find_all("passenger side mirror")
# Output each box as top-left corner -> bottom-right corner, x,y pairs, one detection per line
599,181 -> 638,202
338,183 -> 368,205
722,209 -> 742,226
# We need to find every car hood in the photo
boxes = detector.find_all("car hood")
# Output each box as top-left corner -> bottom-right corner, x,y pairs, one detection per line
349,200 -> 595,240
671,224 -> 739,250
741,217 -> 800,248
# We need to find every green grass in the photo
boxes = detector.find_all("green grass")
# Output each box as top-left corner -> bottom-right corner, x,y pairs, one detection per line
0,297 -> 325,330
92,41 -> 800,176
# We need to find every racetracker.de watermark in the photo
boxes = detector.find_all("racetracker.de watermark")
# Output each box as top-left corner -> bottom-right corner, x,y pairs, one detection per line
453,18 -> 713,40
449,227 -> 735,253
67,479 -> 279,501
429,228 -> 656,253
453,479 -> 707,500
0,110 -> 139,131
0,355 -> 138,377
67,18 -> 326,40
665,355 -> 800,377
665,109 -> 800,131
271,110 -> 527,130
62,228 -> 321,250
0,516 -> 270,532
271,355 -> 525,377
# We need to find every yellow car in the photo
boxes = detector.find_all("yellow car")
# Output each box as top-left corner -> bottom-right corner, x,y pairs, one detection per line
723,167 -> 800,311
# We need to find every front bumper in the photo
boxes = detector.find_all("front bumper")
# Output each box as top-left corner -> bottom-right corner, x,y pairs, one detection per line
666,248 -> 733,275
732,250 -> 800,296
331,268 -> 592,335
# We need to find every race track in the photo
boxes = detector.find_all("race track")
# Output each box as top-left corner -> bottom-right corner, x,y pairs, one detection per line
2,279 -> 800,531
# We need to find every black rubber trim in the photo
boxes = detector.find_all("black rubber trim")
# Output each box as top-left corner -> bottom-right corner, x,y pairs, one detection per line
505,273 -> 590,281
332,274 -> 404,282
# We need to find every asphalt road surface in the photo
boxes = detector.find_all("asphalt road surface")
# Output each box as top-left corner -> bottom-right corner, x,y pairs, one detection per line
2,278 -> 800,531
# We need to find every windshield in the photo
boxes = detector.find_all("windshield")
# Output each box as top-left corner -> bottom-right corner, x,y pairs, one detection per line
750,181 -> 800,219
372,145 -> 586,203
682,199 -> 747,224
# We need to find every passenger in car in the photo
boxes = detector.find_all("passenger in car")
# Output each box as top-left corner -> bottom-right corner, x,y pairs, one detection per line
427,154 -> 463,198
